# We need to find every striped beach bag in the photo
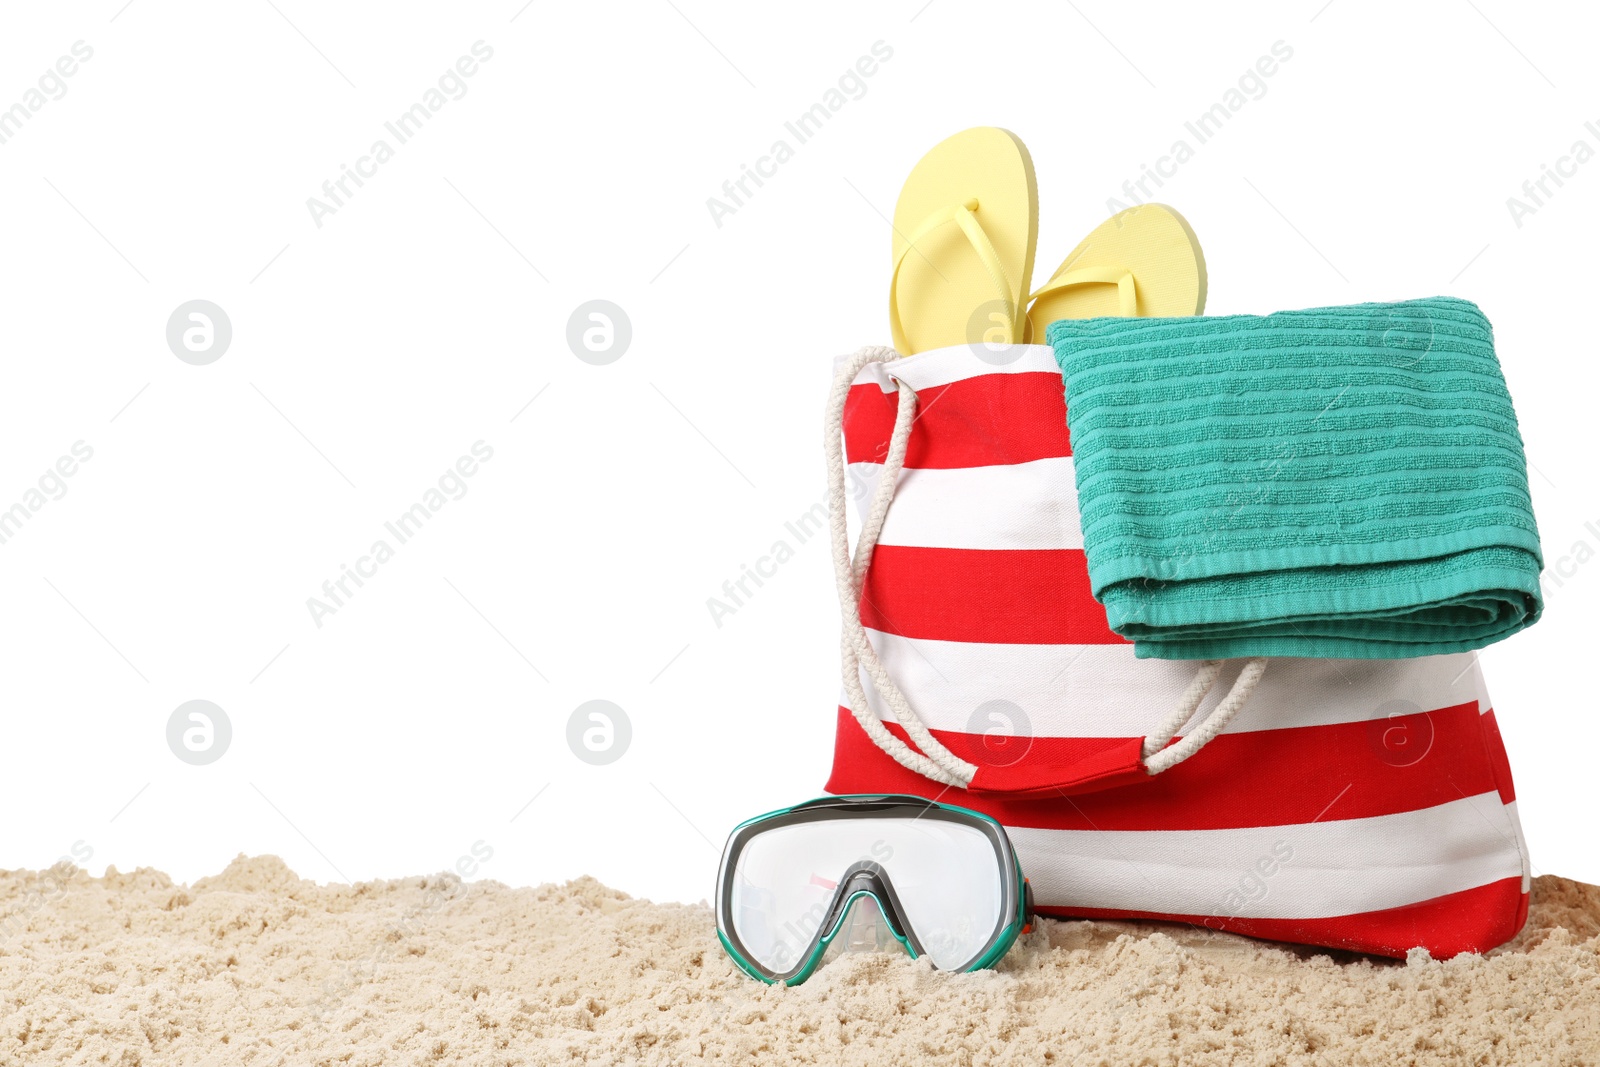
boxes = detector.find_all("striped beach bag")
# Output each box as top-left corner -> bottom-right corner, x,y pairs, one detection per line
822,342 -> 1532,958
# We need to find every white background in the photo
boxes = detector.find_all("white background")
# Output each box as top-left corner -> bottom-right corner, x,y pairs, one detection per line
0,0 -> 1595,905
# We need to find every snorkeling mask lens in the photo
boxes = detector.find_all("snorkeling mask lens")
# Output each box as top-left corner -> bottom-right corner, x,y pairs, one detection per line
716,795 -> 1029,984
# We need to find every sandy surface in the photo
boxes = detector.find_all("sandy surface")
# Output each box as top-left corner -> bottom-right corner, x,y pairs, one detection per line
1,857 -> 1596,1066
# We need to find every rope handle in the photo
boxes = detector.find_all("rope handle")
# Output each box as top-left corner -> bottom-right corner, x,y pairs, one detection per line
827,346 -> 1268,794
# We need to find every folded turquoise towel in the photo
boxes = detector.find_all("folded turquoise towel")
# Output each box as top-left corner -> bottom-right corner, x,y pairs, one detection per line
1047,296 -> 1543,660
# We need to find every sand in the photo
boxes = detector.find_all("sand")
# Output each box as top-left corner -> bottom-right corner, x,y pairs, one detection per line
1,857 -> 1596,1066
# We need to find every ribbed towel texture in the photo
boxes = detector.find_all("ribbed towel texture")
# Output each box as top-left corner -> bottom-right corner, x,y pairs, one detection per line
1048,297 -> 1543,660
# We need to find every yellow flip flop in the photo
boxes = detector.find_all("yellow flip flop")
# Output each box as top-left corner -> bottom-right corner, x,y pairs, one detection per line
1025,203 -> 1206,338
890,128 -> 1039,355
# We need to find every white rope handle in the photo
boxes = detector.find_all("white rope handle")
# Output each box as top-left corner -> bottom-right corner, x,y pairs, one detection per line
827,345 -> 1269,790
1140,656 -> 1269,774
828,347 -> 974,788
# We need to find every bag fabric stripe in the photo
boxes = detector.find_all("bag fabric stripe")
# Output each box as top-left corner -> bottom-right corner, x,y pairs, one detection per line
1045,876 -> 1529,960
844,374 -> 1072,469
828,703 -> 1513,829
1007,793 -> 1523,918
847,457 -> 1086,551
860,545 -> 1125,645
849,631 -> 1491,737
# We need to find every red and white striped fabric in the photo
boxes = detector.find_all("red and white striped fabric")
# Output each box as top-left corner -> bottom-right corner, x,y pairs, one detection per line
824,343 -> 1532,959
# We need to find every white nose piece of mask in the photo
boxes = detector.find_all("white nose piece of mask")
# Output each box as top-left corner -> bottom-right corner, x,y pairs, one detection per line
820,895 -> 902,964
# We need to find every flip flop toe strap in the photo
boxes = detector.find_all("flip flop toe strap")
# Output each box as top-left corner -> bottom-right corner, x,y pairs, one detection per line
889,199 -> 1021,353
1029,264 -> 1138,318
